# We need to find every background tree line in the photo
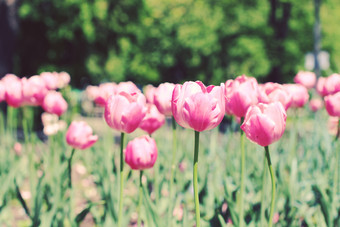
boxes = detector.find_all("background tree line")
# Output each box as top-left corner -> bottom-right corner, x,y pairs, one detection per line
0,0 -> 339,87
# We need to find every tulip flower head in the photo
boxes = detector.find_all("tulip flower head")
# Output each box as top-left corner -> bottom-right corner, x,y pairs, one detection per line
40,72 -> 60,90
324,92 -> 340,117
22,75 -> 48,106
115,81 -> 140,94
154,82 -> 176,116
241,102 -> 287,147
316,76 -> 328,97
66,121 -> 98,149
294,71 -> 316,89
125,135 -> 158,170
172,81 -> 225,132
94,82 -> 116,106
42,91 -> 68,116
260,82 -> 292,110
144,84 -> 156,104
104,91 -> 147,133
283,84 -> 309,108
139,104 -> 166,135
2,74 -> 23,108
309,99 -> 323,112
225,75 -> 259,117
323,73 -> 340,96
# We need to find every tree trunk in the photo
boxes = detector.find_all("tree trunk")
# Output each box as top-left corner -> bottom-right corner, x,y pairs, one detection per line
0,0 -> 18,77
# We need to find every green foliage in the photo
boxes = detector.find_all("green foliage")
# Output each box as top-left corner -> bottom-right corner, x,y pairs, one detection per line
15,0 -> 340,86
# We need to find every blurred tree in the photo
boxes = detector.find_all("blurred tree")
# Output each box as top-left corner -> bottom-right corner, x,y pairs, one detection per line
9,0 -> 340,86
0,0 -> 19,77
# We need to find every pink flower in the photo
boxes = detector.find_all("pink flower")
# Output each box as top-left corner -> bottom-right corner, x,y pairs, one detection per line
94,83 -> 116,106
283,84 -> 309,108
241,102 -> 287,147
139,104 -> 165,135
85,85 -> 100,101
42,91 -> 68,116
58,72 -> 71,88
66,121 -> 98,149
225,75 -> 259,117
309,99 -> 323,112
115,81 -> 140,94
324,92 -> 340,117
144,84 -> 156,104
104,92 -> 147,133
172,81 -> 225,132
40,72 -> 59,90
260,82 -> 292,110
316,77 -> 327,97
22,75 -> 48,106
153,83 -> 176,116
125,135 -> 158,170
323,73 -> 340,96
294,71 -> 316,89
2,74 -> 23,108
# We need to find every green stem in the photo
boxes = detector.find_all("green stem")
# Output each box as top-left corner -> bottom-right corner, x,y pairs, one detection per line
193,130 -> 200,227
137,170 -> 144,227
239,126 -> 245,227
331,140 -> 339,226
118,132 -> 125,227
168,117 -> 177,226
260,152 -> 267,227
68,149 -> 76,188
265,146 -> 275,227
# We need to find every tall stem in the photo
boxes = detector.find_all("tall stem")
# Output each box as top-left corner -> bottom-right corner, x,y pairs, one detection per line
193,130 -> 200,227
137,170 -> 143,227
168,117 -> 177,225
260,152 -> 267,227
265,146 -> 275,227
118,132 -> 125,227
68,149 -> 76,188
239,125 -> 245,227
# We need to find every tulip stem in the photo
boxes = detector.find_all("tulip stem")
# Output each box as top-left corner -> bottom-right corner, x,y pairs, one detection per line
68,149 -> 76,188
265,146 -> 275,227
118,132 -> 125,227
137,170 -> 143,227
193,130 -> 200,227
168,117 -> 177,226
260,152 -> 267,227
239,126 -> 245,227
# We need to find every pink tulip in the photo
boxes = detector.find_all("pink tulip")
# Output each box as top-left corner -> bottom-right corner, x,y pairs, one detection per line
58,72 -> 71,88
144,84 -> 156,104
94,83 -> 116,106
115,81 -> 140,94
309,99 -> 323,112
316,76 -> 327,96
104,91 -> 147,133
22,75 -> 48,106
225,75 -> 259,117
172,81 -> 225,132
66,121 -> 98,149
139,104 -> 165,135
42,91 -> 68,116
260,83 -> 292,110
323,73 -> 340,96
294,71 -> 316,89
241,102 -> 287,147
40,72 -> 59,90
2,74 -> 23,108
85,85 -> 100,101
125,135 -> 158,170
324,92 -> 340,117
283,84 -> 309,108
154,82 -> 176,116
